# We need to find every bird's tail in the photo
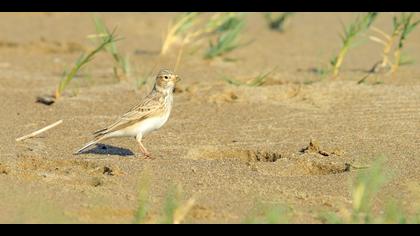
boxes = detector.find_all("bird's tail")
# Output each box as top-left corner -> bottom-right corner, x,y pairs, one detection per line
74,134 -> 107,155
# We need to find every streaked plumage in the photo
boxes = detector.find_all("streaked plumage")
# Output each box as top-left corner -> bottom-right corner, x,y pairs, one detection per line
75,69 -> 179,158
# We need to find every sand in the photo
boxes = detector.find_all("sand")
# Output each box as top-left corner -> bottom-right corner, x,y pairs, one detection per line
1,12 -> 420,223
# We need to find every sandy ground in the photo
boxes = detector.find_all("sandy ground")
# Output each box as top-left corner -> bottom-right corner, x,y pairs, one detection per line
1,13 -> 420,223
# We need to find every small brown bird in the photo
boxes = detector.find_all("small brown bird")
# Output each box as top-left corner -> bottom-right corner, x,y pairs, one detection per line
75,69 -> 180,158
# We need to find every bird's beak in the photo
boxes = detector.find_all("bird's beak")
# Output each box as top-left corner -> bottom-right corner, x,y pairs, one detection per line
175,75 -> 181,82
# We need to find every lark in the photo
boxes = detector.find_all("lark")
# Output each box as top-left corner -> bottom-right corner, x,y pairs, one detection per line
74,69 -> 180,158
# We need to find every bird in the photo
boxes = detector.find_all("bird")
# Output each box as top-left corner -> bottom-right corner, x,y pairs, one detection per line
74,68 -> 180,158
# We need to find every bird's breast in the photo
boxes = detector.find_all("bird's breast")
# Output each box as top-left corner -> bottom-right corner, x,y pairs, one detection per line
136,108 -> 171,137
132,94 -> 173,137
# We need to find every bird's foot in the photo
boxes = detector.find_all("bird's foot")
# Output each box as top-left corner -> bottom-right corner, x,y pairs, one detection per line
137,152 -> 154,160
144,153 -> 155,160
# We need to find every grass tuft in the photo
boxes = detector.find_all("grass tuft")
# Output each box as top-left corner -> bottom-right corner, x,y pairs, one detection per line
159,185 -> 196,224
55,29 -> 119,99
243,201 -> 291,224
160,13 -> 249,60
204,14 -> 246,59
160,186 -> 179,224
132,181 -> 196,224
351,157 -> 388,218
320,157 -> 420,224
160,13 -> 200,55
204,13 -> 239,34
391,13 -> 419,78
330,12 -> 378,78
93,16 -> 131,80
132,176 -> 151,224
361,13 -> 418,82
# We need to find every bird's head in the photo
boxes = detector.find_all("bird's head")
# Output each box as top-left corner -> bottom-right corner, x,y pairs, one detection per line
154,69 -> 180,93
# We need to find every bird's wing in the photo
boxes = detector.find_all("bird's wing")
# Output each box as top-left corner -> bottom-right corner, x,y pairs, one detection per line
93,92 -> 164,136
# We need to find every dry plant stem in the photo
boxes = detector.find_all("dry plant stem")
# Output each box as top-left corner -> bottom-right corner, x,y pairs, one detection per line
16,120 -> 63,142
332,47 -> 349,78
161,13 -> 236,56
331,13 -> 378,78
161,24 -> 177,55
381,33 -> 399,68
174,42 -> 185,73
369,13 -> 420,78
391,50 -> 401,79
173,196 -> 196,224
161,15 -> 196,55
370,27 -> 402,69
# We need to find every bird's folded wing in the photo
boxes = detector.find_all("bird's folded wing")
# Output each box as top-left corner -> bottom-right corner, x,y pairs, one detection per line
93,95 -> 163,136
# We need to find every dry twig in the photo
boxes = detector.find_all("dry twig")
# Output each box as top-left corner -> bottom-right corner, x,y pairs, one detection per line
16,120 -> 63,142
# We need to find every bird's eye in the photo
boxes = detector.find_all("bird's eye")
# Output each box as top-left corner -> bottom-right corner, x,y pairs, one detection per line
164,76 -> 169,79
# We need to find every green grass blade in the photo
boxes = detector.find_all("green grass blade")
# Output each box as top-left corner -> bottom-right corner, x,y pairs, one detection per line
204,15 -> 246,59
56,31 -> 118,98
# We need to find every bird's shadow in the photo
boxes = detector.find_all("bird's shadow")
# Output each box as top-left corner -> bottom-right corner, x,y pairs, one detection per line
79,143 -> 134,156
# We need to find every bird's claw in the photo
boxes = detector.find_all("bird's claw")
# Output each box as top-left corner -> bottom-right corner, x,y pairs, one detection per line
137,153 -> 154,160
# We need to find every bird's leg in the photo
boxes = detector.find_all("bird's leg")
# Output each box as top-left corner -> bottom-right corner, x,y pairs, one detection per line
139,142 -> 152,158
136,134 -> 152,159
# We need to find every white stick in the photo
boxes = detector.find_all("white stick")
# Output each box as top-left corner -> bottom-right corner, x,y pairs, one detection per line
16,120 -> 63,142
